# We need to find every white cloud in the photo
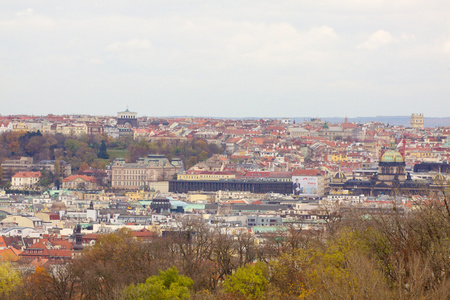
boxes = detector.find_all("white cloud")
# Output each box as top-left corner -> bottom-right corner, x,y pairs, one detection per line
224,23 -> 339,66
89,58 -> 104,65
357,30 -> 394,50
105,38 -> 153,53
16,8 -> 33,17
443,40 -> 450,54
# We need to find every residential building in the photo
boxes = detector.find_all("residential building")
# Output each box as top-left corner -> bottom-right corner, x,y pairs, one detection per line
62,175 -> 99,190
11,172 -> 41,190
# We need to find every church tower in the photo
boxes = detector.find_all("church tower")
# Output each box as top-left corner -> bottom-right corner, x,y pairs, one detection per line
410,113 -> 424,129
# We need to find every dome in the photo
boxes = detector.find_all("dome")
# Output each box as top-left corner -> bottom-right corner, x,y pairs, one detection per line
381,150 -> 404,163
334,170 -> 347,180
432,172 -> 446,182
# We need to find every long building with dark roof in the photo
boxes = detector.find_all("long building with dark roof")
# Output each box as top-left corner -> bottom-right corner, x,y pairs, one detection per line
169,179 -> 292,195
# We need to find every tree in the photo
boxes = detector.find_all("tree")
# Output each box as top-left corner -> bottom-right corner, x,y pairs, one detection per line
98,140 -> 109,159
199,151 -> 209,162
90,159 -> 108,170
223,262 -> 269,299
54,159 -> 61,177
122,266 -> 193,300
78,162 -> 89,174
21,266 -> 52,299
0,262 -> 22,298
71,228 -> 155,299
186,156 -> 198,169
172,217 -> 216,291
39,170 -> 55,189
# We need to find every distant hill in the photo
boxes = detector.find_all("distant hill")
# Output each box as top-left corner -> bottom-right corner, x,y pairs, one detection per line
293,116 -> 450,127
148,115 -> 450,127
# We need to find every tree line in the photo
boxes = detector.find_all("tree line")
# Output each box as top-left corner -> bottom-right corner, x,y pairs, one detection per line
0,131 -> 224,188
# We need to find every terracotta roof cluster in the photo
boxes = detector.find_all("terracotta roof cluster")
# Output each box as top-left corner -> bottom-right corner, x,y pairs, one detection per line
62,175 -> 97,183
12,171 -> 41,178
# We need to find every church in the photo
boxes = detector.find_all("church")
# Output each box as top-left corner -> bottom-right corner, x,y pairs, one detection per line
330,141 -> 447,197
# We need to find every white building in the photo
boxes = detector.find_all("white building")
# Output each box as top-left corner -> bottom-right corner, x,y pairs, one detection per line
11,172 -> 41,190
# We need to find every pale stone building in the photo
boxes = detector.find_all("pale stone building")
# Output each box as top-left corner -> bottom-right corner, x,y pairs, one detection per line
410,113 -> 424,129
11,172 -> 41,190
110,155 -> 182,190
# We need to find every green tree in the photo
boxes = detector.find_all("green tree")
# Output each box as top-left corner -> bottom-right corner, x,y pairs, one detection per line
98,140 -> 109,159
122,266 -> 193,300
223,262 -> 269,299
54,159 -> 61,177
198,151 -> 209,162
38,170 -> 55,189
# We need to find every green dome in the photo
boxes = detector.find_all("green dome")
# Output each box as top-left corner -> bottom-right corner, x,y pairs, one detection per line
381,150 -> 404,162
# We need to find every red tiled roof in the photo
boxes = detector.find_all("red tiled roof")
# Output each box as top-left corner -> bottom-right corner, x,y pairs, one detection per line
49,249 -> 72,258
12,171 -> 41,178
62,175 -> 97,183
292,169 -> 324,176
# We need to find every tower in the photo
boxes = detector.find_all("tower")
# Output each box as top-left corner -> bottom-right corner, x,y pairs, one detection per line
73,224 -> 84,251
410,113 -> 424,129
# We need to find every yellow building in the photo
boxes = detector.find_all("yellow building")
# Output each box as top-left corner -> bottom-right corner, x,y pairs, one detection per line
1,216 -> 43,228
331,153 -> 347,162
186,192 -> 216,203
10,122 -> 30,132
125,190 -> 155,201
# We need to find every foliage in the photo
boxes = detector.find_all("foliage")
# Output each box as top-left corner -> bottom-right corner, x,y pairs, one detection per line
21,266 -> 52,299
6,190 -> 450,299
38,169 -> 55,188
122,266 -> 193,300
223,262 -> 269,299
0,131 -> 223,175
98,140 -> 109,159
0,262 -> 22,298
125,139 -> 223,169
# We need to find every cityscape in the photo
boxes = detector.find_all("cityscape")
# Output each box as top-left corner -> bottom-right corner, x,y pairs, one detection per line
0,111 -> 449,298
2,1 -> 450,299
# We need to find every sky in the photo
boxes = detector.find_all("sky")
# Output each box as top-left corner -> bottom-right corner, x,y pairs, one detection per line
1,1 -> 450,118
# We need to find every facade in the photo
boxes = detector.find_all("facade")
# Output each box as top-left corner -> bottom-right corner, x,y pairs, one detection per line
110,155 -> 182,190
169,179 -> 293,195
410,113 -> 424,129
1,216 -> 43,229
329,143 -> 434,196
1,157 -> 33,183
117,108 -> 138,127
292,169 -> 326,197
62,175 -> 99,190
177,171 -> 235,181
86,123 -> 104,135
11,172 -> 41,190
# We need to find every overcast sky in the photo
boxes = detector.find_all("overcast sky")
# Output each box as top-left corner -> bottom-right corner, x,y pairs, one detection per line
1,1 -> 450,118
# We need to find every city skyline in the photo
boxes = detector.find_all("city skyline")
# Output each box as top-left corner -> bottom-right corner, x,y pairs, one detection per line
1,1 -> 450,117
